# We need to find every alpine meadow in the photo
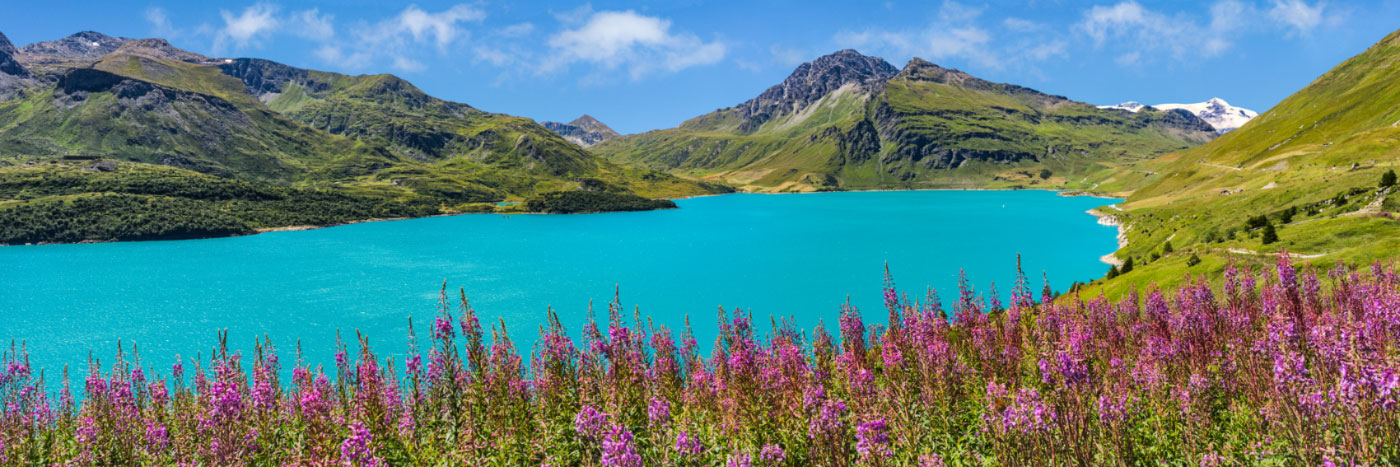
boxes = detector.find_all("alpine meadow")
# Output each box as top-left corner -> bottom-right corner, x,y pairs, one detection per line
2,2 -> 1400,466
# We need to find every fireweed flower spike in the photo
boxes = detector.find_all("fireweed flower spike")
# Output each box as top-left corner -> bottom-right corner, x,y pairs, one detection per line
0,257 -> 1396,464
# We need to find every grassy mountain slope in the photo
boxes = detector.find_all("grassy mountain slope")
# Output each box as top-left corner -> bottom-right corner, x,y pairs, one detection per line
0,33 -> 727,243
594,52 -> 1216,192
1079,30 -> 1400,298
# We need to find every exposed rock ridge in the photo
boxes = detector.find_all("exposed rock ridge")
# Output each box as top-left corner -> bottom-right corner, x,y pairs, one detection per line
733,49 -> 897,132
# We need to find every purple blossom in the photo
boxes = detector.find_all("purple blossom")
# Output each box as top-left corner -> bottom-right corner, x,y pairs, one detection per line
855,418 -> 892,461
340,422 -> 383,467
648,397 -> 671,426
574,405 -> 609,441
600,424 -> 641,467
675,431 -> 704,457
759,444 -> 785,465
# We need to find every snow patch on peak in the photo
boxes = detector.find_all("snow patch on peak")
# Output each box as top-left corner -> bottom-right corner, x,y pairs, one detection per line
1099,97 -> 1256,133
1153,98 -> 1257,133
1097,101 -> 1145,112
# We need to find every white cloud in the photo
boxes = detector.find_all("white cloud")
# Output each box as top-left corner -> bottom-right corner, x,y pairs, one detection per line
214,2 -> 280,51
146,7 -> 178,37
1002,17 -> 1042,33
544,10 -> 726,80
395,4 -> 484,49
288,9 -> 335,41
312,4 -> 485,72
1078,0 -> 1338,67
1268,0 -> 1326,35
392,56 -> 426,72
497,22 -> 536,38
834,1 -> 1057,71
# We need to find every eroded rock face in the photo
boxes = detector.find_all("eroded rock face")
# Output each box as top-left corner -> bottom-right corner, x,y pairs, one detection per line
734,50 -> 897,132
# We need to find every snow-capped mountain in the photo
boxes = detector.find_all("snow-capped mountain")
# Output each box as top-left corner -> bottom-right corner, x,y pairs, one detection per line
1098,101 -> 1145,112
1098,97 -> 1257,133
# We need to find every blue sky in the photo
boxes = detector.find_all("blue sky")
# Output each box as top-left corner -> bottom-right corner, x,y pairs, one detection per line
3,1 -> 1397,133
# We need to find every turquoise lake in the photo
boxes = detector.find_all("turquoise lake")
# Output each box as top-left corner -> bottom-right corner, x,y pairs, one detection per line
0,190 -> 1119,381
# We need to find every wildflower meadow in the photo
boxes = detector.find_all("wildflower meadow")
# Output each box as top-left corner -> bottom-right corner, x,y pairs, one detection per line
1,253 -> 1398,465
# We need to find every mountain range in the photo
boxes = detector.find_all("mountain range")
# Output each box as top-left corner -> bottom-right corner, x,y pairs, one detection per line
1098,98 -> 1257,133
0,31 -> 727,244
591,50 -> 1218,192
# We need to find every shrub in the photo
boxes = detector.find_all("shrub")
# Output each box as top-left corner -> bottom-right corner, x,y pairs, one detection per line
1163,241 -> 1174,253
1186,253 -> 1202,266
1382,169 -> 1397,188
1262,223 -> 1279,245
523,190 -> 676,214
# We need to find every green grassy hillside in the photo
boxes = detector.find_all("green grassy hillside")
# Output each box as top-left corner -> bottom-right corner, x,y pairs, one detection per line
593,54 -> 1216,192
1076,30 -> 1400,298
0,35 -> 728,243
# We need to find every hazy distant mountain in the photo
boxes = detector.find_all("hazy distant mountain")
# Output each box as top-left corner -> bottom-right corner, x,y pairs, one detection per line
542,115 -> 621,147
1099,98 -> 1258,133
594,50 -> 1217,191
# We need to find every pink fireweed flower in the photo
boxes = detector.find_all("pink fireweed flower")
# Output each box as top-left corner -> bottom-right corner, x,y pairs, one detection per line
433,315 -> 454,341
600,424 -> 642,467
339,422 -> 383,467
648,397 -> 671,426
759,444 -> 785,465
855,418 -> 892,461
675,431 -> 704,457
574,405 -> 609,441
919,454 -> 946,467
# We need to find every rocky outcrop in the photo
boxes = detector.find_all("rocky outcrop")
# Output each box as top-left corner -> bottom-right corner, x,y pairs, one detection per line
733,50 -> 896,132
219,58 -> 328,97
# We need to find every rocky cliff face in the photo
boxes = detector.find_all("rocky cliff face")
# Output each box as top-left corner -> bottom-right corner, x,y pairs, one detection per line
0,32 -> 31,99
542,115 -> 621,147
733,49 -> 897,132
0,32 -> 28,77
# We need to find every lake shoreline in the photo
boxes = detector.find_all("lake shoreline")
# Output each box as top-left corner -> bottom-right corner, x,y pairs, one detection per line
7,187 -> 1124,247
1088,206 -> 1129,267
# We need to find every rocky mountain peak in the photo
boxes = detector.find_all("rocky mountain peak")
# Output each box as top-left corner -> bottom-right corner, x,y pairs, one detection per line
569,115 -> 620,138
897,57 -> 1069,105
0,31 -> 29,79
18,30 -> 130,60
734,49 -> 897,131
0,31 -> 17,56
110,38 -> 214,64
1150,98 -> 1257,133
544,115 -> 621,148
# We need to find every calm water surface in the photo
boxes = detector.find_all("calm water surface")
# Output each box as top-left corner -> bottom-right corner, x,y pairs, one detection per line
1,191 -> 1119,381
